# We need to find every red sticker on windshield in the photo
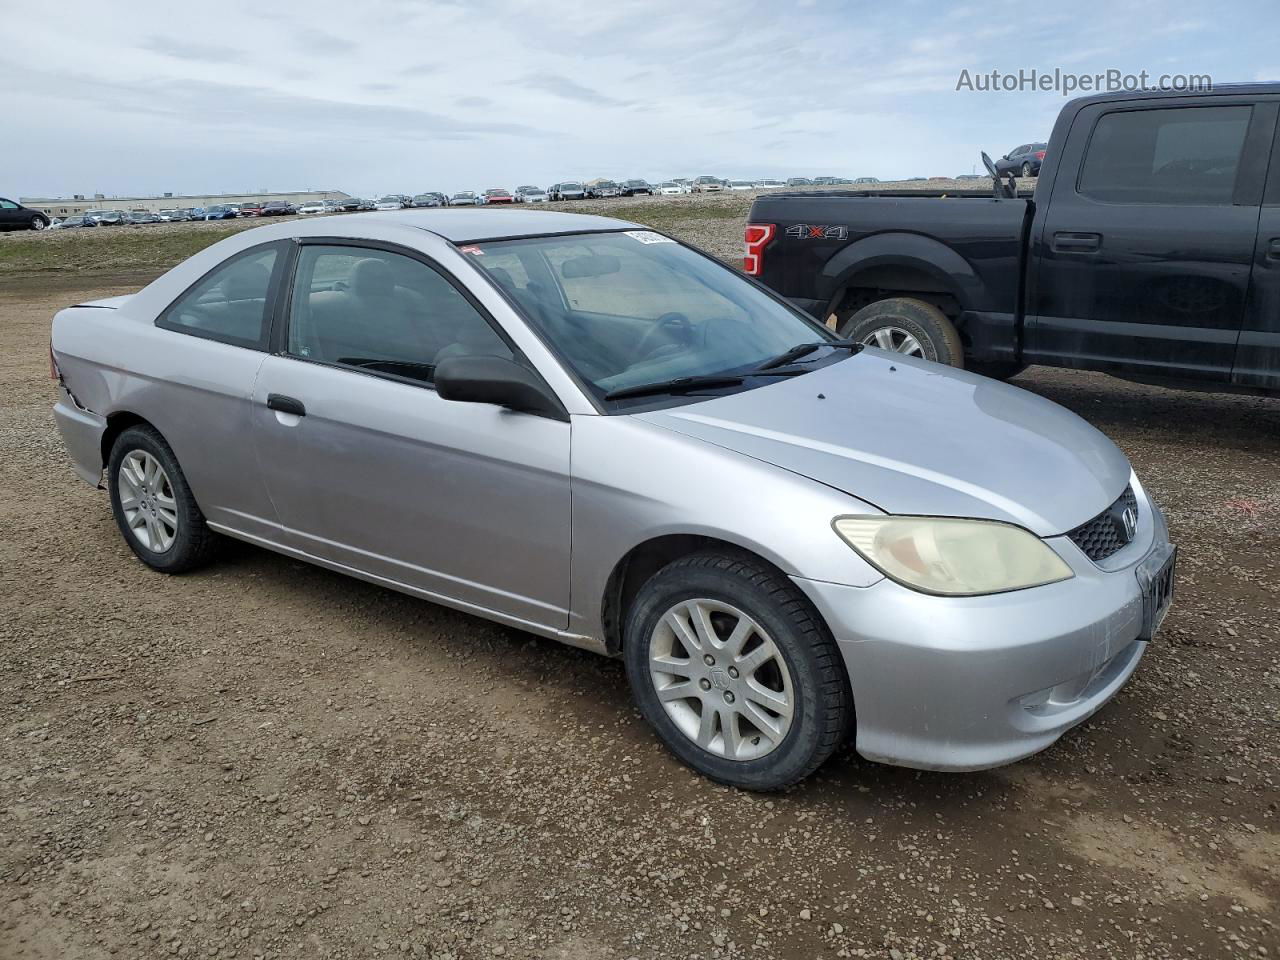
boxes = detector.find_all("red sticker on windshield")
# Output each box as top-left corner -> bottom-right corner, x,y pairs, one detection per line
459,245 -> 484,255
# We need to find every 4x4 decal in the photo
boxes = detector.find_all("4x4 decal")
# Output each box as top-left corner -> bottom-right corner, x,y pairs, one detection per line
784,223 -> 849,240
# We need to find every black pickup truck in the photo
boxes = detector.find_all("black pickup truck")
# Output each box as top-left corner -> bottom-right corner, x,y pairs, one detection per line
746,84 -> 1280,393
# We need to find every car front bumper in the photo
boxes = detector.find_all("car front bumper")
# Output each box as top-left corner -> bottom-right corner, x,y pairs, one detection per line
793,487 -> 1173,772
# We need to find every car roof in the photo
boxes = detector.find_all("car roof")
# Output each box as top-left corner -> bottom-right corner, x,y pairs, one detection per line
358,209 -> 640,242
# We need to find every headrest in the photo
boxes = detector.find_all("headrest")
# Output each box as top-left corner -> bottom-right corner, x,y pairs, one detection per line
352,258 -> 395,297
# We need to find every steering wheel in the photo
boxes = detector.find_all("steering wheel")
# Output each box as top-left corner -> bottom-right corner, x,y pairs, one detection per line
635,312 -> 695,361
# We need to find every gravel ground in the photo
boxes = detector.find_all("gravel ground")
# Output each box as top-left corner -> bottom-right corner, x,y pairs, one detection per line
1,195 -> 1277,960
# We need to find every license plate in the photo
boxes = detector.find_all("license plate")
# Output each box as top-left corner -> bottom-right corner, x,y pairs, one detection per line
1137,547 -> 1176,640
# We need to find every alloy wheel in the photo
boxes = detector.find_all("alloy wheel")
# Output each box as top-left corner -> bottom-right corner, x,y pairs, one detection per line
860,325 -> 925,357
648,599 -> 794,761
117,450 -> 178,552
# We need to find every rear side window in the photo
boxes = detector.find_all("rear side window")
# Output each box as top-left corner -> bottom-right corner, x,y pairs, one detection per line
157,243 -> 281,349
1078,105 -> 1252,204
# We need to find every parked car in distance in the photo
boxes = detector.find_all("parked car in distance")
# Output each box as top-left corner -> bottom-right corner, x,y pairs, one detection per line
48,215 -> 98,230
450,191 -> 481,206
692,176 -> 723,193
994,143 -> 1048,178
84,209 -> 130,226
295,202 -> 328,215
622,180 -> 653,196
260,201 -> 295,216
786,177 -> 812,187
483,188 -> 516,205
238,202 -> 267,217
0,197 -> 52,231
747,83 -> 1280,395
954,174 -> 985,181
335,197 -> 361,212
203,205 -> 238,220
49,207 -> 1175,791
727,180 -> 756,191
587,181 -> 621,199
754,179 -> 785,188
411,194 -> 440,208
853,177 -> 880,184
655,181 -> 684,195
551,182 -> 586,201
518,187 -> 549,203
374,196 -> 404,211
127,212 -> 161,225
157,209 -> 186,222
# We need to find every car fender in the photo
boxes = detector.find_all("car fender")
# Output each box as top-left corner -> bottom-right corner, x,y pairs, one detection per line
819,231 -> 987,316
566,415 -> 885,646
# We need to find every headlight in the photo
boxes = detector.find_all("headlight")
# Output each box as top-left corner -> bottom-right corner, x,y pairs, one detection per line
833,516 -> 1073,596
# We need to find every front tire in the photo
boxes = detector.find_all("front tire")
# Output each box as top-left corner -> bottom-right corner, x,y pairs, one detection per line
624,552 -> 852,791
839,297 -> 964,367
30,215 -> 48,231
108,425 -> 219,573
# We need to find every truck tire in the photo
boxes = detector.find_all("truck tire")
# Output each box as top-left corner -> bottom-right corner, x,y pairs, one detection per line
839,297 -> 964,367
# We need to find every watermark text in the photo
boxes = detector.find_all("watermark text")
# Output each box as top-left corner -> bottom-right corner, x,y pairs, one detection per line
956,68 -> 1213,96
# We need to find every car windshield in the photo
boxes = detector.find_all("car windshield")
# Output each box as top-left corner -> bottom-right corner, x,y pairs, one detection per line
468,231 -> 837,404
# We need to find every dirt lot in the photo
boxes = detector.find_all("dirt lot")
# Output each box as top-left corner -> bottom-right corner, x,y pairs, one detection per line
1,201 -> 1277,960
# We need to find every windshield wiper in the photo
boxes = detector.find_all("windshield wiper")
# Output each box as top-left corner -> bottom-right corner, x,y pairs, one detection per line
604,374 -> 745,401
754,339 -> 862,371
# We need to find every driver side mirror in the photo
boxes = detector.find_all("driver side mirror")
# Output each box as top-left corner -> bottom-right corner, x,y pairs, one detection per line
434,355 -> 568,421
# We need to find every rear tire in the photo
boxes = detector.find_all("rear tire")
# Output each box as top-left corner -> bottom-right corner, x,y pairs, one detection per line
1021,162 -> 1033,178
108,425 -> 220,574
624,551 -> 852,791
839,297 -> 964,367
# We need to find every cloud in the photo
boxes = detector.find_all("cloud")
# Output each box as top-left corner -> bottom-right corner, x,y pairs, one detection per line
522,72 -> 632,108
293,28 -> 356,55
457,96 -> 493,107
137,36 -> 248,64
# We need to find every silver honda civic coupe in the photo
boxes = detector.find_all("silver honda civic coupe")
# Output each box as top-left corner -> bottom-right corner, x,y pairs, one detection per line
50,209 -> 1176,790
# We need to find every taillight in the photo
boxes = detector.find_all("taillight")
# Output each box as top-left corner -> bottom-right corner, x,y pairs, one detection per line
743,223 -> 775,276
1034,150 -> 1046,160
49,342 -> 59,381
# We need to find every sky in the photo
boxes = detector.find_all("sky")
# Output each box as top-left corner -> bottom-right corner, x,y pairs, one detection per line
3,0 -> 1276,200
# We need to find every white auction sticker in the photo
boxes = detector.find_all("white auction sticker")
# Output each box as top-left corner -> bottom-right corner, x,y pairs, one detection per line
624,230 -> 675,244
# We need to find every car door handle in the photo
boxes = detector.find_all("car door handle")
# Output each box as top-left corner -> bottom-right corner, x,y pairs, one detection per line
1051,232 -> 1102,253
1267,238 -> 1280,260
266,394 -> 306,416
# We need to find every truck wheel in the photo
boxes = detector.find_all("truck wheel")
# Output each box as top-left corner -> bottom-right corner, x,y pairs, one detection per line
839,297 -> 964,367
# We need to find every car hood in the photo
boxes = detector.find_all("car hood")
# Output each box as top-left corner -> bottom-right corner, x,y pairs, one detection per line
633,351 -> 1131,536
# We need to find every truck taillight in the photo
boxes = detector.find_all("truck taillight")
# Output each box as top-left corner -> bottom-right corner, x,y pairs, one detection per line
743,223 -> 775,276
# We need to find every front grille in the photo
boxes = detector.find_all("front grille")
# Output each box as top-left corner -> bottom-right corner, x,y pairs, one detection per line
1067,486 -> 1138,562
